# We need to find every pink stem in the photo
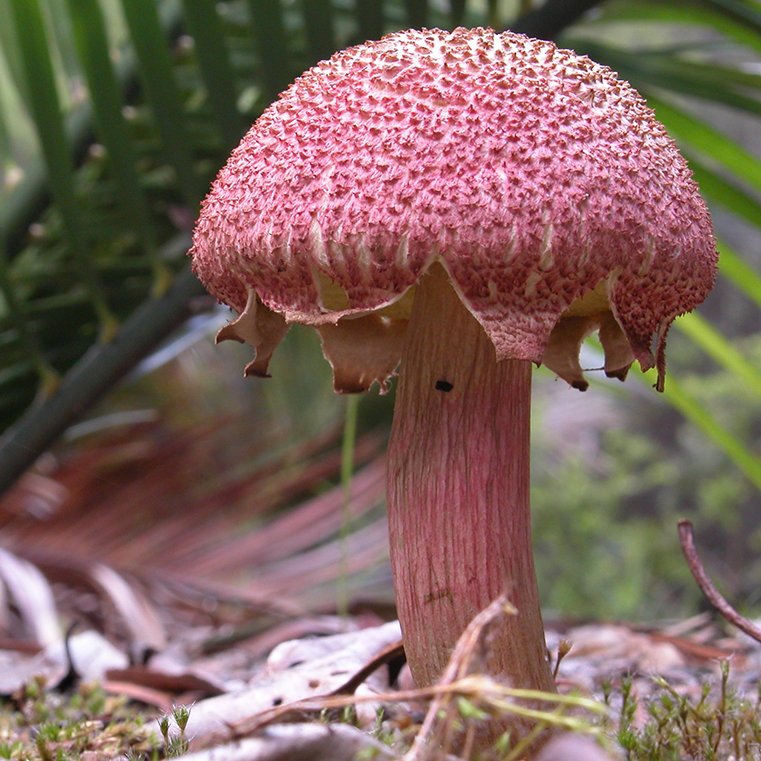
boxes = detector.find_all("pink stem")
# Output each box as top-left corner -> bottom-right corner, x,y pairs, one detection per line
387,264 -> 555,692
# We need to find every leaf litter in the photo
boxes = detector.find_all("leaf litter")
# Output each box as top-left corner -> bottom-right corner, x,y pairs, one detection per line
1,414 -> 761,758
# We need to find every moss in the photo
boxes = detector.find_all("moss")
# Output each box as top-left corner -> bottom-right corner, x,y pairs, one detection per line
0,680 -> 162,761
606,663 -> 761,760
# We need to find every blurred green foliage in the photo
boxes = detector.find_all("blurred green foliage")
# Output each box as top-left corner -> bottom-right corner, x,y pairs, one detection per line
533,335 -> 761,620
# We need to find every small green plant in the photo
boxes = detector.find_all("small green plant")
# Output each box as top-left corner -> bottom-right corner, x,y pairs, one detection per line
0,680 -> 162,760
605,662 -> 761,760
368,707 -> 402,751
158,705 -> 193,758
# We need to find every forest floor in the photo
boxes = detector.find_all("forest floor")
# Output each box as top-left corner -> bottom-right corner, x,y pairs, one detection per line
1,422 -> 760,759
1,595 -> 760,761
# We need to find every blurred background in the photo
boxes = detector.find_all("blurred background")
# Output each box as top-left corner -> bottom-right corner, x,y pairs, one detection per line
0,0 -> 760,645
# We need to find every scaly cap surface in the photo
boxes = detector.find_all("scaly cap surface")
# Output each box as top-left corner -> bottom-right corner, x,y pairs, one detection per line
191,27 -> 717,391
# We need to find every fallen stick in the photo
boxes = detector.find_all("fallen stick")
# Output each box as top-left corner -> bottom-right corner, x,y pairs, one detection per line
678,519 -> 761,644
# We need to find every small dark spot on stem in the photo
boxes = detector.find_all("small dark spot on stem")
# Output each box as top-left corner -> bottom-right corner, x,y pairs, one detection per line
424,588 -> 453,604
435,380 -> 454,392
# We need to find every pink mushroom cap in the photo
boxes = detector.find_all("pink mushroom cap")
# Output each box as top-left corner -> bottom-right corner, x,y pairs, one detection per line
191,27 -> 717,391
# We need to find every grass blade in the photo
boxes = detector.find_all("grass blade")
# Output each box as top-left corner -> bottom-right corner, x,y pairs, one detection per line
657,372 -> 761,492
0,1 -> 187,256
0,71 -> 14,177
687,153 -> 761,231
575,41 -> 761,118
621,358 -> 761,493
587,2 -> 761,55
676,312 -> 761,398
181,0 -> 244,149
488,0 -> 501,28
645,58 -> 761,92
0,253 -> 204,497
645,94 -> 761,196
8,0 -> 116,338
120,0 -> 204,206
717,239 -> 761,309
0,0 -> 29,108
67,0 -> 170,294
41,0 -> 81,86
0,35 -> 39,172
703,0 -> 761,32
337,394 -> 360,618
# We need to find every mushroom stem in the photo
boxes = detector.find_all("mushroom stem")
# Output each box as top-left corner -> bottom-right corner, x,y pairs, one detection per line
387,264 -> 555,693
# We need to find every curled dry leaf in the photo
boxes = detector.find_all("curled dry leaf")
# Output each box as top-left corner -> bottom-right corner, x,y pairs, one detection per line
0,649 -> 65,695
242,638 -> 407,733
102,679 -> 175,713
219,615 -> 362,662
88,563 -> 166,661
13,548 -> 167,662
105,665 -> 225,698
265,622 -> 381,673
559,624 -> 685,673
0,630 -> 128,696
0,548 -> 60,647
54,629 -> 129,680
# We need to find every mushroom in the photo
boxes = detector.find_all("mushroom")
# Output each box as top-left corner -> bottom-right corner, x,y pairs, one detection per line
191,28 -> 717,695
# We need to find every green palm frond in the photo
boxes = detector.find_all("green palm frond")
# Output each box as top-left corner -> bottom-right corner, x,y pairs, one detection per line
0,0 -> 760,503
562,0 -> 761,493
9,0 -> 117,336
68,0 -> 169,292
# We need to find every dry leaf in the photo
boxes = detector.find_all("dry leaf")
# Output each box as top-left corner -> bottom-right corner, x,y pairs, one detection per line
163,723 -> 398,761
0,548 -> 60,646
88,563 -> 166,661
0,630 -> 127,695
105,665 -> 224,697
167,621 -> 401,745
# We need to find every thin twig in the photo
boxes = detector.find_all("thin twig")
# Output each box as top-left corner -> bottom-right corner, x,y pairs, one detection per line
223,674 -> 596,744
405,593 -> 518,761
678,519 -> 761,643
335,640 -> 405,696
